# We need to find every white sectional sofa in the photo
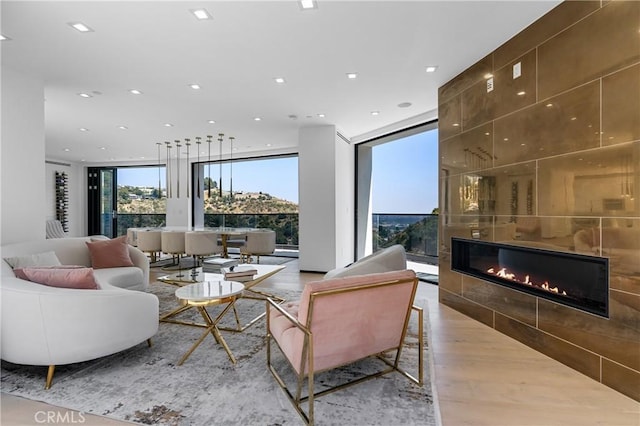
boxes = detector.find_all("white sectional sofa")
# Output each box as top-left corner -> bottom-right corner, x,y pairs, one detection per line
1,237 -> 159,389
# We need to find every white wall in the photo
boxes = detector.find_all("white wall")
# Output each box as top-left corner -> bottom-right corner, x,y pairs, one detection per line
298,125 -> 354,272
44,160 -> 86,237
1,67 -> 46,244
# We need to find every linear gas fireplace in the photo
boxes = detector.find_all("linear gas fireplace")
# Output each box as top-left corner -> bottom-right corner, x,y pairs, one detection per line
451,238 -> 609,318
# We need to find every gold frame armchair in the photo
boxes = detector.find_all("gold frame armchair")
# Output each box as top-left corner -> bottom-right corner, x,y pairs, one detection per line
266,269 -> 423,425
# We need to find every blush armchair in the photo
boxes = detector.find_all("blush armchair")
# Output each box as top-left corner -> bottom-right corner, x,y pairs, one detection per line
266,269 -> 423,425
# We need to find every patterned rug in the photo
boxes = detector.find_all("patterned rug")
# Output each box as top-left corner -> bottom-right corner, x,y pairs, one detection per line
1,281 -> 438,426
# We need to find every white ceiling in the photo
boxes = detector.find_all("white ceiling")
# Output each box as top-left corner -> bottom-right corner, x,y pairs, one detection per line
1,0 -> 561,164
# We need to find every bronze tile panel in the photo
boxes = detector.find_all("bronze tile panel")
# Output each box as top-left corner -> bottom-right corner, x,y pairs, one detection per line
439,289 -> 494,328
462,77 -> 496,130
602,219 -> 640,294
538,1 -> 640,99
439,252 -> 463,294
603,64 -> 640,146
440,215 -> 494,253
538,141 -> 639,217
494,1 -> 600,69
492,50 -> 537,120
439,54 -> 493,102
440,123 -> 493,173
538,294 -> 640,372
462,277 -> 536,326
495,312 -> 601,381
494,81 -> 600,167
602,359 -> 640,402
439,95 -> 462,141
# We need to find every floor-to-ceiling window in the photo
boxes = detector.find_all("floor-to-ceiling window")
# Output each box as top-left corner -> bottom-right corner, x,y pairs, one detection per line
88,166 -> 166,237
193,155 -> 299,247
356,121 -> 439,263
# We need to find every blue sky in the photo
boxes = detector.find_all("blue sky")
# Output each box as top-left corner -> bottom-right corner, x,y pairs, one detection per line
118,128 -> 439,213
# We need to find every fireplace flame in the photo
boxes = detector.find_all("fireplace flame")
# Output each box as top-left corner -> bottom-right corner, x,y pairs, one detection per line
486,267 -> 567,296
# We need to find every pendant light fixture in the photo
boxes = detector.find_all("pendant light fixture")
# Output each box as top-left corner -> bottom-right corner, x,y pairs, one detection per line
165,141 -> 172,198
185,138 -> 191,198
218,133 -> 224,197
229,136 -> 235,201
156,142 -> 162,198
195,137 -> 202,198
206,135 -> 212,198
174,140 -> 181,198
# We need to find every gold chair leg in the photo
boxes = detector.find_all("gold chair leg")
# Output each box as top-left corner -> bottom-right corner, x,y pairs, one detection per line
45,365 -> 55,390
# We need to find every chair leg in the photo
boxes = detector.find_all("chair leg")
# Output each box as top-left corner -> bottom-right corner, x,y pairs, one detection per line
45,365 -> 55,390
147,338 -> 153,347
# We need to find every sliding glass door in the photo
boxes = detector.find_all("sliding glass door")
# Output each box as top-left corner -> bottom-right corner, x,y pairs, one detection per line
88,167 -> 117,237
88,166 -> 166,238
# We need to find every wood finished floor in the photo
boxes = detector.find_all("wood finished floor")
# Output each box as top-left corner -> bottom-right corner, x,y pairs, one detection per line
2,258 -> 639,425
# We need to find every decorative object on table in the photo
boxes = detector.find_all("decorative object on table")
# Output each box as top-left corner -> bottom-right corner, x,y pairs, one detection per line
223,265 -> 257,282
202,257 -> 238,273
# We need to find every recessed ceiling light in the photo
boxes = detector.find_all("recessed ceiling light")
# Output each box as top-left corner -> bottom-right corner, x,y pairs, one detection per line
346,73 -> 358,79
207,120 -> 216,124
370,111 -> 380,116
164,123 -> 174,127
189,84 -> 201,90
266,143 -> 273,147
274,77 -> 286,84
397,102 -> 412,108
190,8 -> 212,20
299,0 -> 317,10
546,103 -> 553,107
254,117 -> 262,121
63,148 -> 70,152
118,126 -> 128,130
129,89 -> 143,95
425,66 -> 438,73
452,123 -> 460,127
99,147 -> 106,150
68,22 -> 94,33
317,113 -> 325,118
517,91 -> 526,96
0,34 -> 11,41
78,93 -> 92,98
79,128 -> 89,132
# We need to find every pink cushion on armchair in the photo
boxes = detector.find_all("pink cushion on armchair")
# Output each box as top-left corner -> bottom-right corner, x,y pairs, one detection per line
270,269 -> 417,374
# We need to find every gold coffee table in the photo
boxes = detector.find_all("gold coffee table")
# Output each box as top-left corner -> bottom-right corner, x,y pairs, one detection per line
159,264 -> 286,332
162,280 -> 244,365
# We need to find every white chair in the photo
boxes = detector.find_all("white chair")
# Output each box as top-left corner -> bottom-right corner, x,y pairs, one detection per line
136,230 -> 162,263
185,231 -> 222,267
240,229 -> 276,263
45,220 -> 67,239
161,230 -> 186,266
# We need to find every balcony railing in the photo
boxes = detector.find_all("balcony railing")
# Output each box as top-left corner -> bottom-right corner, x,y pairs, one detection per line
116,212 -> 438,263
372,213 -> 438,263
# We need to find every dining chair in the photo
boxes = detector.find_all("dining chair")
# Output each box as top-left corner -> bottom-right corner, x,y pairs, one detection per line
136,230 -> 162,263
240,229 -> 276,263
185,231 -> 222,267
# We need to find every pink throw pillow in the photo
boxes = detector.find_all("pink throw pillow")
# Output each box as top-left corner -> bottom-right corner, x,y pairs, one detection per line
85,236 -> 134,269
14,266 -> 99,290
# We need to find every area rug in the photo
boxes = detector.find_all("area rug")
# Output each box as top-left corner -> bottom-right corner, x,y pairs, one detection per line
1,281 -> 438,426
